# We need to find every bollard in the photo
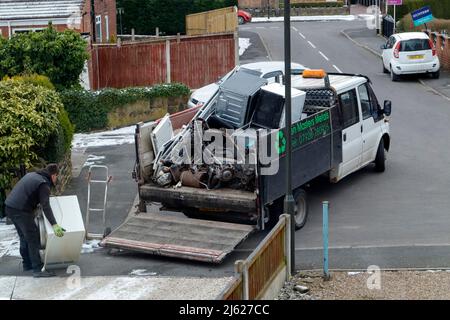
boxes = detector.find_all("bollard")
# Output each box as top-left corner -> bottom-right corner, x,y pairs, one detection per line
323,201 -> 330,280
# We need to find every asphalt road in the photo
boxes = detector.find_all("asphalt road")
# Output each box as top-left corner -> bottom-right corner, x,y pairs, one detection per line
2,20 -> 450,279
240,20 -> 450,269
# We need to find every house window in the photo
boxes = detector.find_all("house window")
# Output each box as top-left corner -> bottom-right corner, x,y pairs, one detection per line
95,15 -> 102,42
12,28 -> 45,34
105,15 -> 109,41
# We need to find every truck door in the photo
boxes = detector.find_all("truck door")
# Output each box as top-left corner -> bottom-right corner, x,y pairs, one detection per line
358,83 -> 382,165
338,89 -> 363,178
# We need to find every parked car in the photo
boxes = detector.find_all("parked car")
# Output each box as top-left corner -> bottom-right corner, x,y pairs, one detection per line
381,32 -> 440,81
238,9 -> 252,25
188,61 -> 307,108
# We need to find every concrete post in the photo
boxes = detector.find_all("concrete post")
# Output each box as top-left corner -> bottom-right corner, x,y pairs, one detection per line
166,39 -> 171,84
234,31 -> 239,67
131,28 -> 135,41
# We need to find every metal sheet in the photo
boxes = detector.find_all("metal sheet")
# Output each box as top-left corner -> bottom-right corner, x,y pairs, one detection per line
101,213 -> 255,263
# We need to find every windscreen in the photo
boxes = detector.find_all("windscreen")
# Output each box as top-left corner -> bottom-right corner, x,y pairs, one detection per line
400,39 -> 431,52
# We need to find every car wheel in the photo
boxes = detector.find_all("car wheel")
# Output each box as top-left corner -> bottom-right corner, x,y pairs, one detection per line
431,70 -> 440,79
382,60 -> 389,74
238,16 -> 245,25
374,139 -> 386,172
293,188 -> 308,230
390,66 -> 400,82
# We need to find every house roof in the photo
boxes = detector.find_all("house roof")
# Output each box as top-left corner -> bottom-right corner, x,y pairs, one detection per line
0,0 -> 85,21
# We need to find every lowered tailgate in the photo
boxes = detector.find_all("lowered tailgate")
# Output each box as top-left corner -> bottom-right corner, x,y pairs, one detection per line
100,212 -> 255,263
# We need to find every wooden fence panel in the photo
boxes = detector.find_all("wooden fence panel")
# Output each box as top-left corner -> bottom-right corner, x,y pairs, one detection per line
170,35 -> 235,89
186,6 -> 237,36
89,34 -> 236,90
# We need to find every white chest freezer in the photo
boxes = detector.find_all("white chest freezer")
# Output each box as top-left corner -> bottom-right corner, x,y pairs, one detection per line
37,196 -> 86,270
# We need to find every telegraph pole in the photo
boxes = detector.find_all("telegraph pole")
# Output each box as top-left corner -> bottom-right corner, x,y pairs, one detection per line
283,0 -> 295,274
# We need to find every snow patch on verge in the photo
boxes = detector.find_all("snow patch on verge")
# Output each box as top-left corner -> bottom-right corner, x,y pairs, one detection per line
252,15 -> 356,23
83,155 -> 106,167
72,125 -> 136,149
239,38 -> 251,56
0,224 -> 20,258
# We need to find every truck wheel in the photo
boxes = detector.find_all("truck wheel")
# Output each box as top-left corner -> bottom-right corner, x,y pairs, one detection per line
293,189 -> 308,230
374,139 -> 386,172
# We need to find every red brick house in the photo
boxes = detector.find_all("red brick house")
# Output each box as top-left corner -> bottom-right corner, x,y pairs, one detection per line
0,0 -> 116,43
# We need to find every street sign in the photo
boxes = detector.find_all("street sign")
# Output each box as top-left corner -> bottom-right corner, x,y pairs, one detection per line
388,0 -> 402,5
411,6 -> 434,27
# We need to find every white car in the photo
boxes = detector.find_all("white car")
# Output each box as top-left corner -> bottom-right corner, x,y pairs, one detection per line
187,61 -> 307,108
381,32 -> 440,81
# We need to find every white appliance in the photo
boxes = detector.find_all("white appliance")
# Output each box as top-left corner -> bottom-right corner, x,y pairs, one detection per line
37,196 -> 85,270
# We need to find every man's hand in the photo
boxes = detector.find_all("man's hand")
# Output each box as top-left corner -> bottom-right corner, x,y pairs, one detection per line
52,224 -> 66,237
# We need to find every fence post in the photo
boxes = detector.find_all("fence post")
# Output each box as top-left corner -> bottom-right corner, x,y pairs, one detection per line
235,260 -> 247,300
282,213 -> 291,280
323,201 -> 330,280
131,28 -> 135,41
234,31 -> 239,67
166,39 -> 171,84
156,27 -> 159,37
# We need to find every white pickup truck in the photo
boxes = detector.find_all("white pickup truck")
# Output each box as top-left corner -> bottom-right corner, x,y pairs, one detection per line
101,70 -> 392,263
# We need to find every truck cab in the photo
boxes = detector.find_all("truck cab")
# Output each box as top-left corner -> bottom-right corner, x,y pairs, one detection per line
292,73 -> 391,182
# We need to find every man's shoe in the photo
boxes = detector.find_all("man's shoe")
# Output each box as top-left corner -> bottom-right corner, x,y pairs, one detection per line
32,270 -> 56,278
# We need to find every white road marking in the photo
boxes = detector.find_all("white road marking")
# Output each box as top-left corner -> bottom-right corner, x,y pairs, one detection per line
292,26 -> 298,32
299,32 -> 306,39
333,65 -> 343,73
308,41 -> 316,49
319,51 -> 329,61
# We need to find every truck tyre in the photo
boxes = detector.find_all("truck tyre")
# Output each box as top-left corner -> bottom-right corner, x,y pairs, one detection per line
293,188 -> 308,230
374,139 -> 386,172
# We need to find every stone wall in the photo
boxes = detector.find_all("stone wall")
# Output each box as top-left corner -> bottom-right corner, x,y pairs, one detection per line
430,32 -> 450,71
106,95 -> 189,129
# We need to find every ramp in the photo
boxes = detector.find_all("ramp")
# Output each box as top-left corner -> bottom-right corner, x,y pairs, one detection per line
100,213 -> 255,263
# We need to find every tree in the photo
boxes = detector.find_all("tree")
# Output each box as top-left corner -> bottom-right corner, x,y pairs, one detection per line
116,0 -> 238,35
0,25 -> 89,90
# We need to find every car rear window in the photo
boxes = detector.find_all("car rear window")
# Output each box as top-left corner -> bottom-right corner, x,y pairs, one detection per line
399,39 -> 431,52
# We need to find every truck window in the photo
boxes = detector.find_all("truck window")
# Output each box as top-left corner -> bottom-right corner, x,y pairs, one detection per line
357,84 -> 372,120
338,89 -> 359,128
367,84 -> 382,122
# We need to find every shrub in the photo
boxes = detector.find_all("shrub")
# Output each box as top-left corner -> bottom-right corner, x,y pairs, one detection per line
62,83 -> 191,132
0,25 -> 89,90
0,79 -> 61,190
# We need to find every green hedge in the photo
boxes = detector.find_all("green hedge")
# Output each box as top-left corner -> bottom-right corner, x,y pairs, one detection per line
0,25 -> 89,90
389,0 -> 450,20
0,79 -> 61,190
62,83 -> 191,133
6,74 -> 75,163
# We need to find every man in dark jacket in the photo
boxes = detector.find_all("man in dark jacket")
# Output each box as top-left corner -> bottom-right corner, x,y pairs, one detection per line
5,164 -> 65,278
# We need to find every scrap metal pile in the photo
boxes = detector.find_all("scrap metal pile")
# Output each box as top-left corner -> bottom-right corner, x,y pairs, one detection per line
153,119 -> 257,191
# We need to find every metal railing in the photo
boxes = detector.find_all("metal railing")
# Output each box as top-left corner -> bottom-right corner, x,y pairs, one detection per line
218,214 -> 291,300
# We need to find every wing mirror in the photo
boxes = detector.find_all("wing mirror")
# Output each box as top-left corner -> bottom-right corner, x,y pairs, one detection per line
383,100 -> 392,116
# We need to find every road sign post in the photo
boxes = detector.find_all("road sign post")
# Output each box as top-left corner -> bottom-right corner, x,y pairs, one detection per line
387,0 -> 403,34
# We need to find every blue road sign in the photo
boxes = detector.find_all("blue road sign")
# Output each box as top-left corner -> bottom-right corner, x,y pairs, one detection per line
411,6 -> 434,27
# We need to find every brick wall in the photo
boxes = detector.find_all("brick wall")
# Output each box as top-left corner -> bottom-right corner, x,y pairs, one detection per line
82,0 -> 117,43
430,32 -> 450,71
